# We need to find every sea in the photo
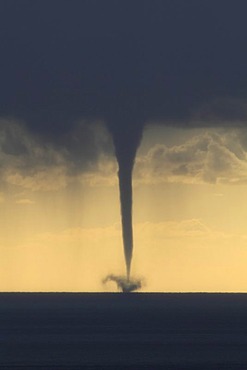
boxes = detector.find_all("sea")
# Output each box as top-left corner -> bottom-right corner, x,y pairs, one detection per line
0,293 -> 247,369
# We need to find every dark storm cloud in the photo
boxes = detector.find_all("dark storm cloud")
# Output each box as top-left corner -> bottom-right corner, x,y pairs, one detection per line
1,0 -> 247,131
192,98 -> 247,126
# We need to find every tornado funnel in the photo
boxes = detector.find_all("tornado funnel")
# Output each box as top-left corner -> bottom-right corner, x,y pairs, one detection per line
107,115 -> 143,279
118,161 -> 133,279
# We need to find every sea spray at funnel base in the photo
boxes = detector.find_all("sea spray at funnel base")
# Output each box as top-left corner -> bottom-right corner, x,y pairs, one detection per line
103,274 -> 142,293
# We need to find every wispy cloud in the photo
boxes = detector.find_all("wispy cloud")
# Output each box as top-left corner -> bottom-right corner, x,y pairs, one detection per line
0,192 -> 5,203
15,198 -> 35,205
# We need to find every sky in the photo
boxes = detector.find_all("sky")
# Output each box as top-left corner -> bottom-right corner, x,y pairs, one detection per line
1,1 -> 247,291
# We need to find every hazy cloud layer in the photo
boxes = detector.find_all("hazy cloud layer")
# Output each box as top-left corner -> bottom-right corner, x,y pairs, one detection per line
0,119 -> 113,191
135,129 -> 247,185
135,219 -> 213,240
2,120 -> 247,191
35,219 -> 225,247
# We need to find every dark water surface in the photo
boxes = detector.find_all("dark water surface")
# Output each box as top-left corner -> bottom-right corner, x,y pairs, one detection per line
0,293 -> 247,369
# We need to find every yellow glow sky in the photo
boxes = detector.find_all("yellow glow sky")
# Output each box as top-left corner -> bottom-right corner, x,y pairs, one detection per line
1,123 -> 247,291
